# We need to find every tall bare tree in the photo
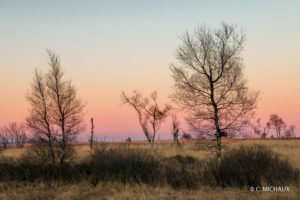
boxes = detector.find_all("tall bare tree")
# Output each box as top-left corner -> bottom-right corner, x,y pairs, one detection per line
26,69 -> 56,164
46,50 -> 85,165
170,23 -> 259,163
121,91 -> 171,147
27,50 -> 85,166
267,114 -> 286,138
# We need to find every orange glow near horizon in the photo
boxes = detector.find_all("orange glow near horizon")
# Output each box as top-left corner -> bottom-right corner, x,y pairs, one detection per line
0,1 -> 299,140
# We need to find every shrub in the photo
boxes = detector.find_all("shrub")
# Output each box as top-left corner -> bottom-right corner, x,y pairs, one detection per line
163,155 -> 202,189
89,147 -> 205,189
1,144 -> 298,190
89,146 -> 162,186
0,145 -> 87,182
203,145 -> 300,187
24,144 -> 76,167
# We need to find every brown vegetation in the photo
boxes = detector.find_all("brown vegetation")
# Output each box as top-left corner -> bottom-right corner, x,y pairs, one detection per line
0,139 -> 299,199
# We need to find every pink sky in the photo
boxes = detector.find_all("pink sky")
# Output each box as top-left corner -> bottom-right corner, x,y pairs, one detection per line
0,1 -> 299,140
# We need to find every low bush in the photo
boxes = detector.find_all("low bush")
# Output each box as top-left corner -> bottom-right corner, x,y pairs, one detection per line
89,146 -> 162,186
0,145 -> 88,182
0,144 -> 298,190
203,145 -> 300,187
163,155 -> 202,189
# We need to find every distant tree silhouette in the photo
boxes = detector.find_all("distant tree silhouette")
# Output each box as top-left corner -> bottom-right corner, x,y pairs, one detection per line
3,122 -> 27,148
251,118 -> 262,139
171,114 -> 180,147
267,114 -> 286,138
0,127 -> 10,151
261,127 -> 268,139
181,131 -> 192,140
26,50 -> 85,166
121,91 -> 171,147
170,23 -> 259,164
285,125 -> 295,139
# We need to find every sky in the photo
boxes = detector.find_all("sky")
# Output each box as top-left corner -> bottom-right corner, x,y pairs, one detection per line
0,0 -> 299,140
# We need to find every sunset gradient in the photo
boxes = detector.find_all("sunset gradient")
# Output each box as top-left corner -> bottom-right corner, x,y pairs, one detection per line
0,0 -> 299,140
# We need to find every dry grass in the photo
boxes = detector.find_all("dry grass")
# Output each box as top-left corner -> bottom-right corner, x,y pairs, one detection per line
0,181 -> 299,200
74,139 -> 300,168
0,139 -> 300,199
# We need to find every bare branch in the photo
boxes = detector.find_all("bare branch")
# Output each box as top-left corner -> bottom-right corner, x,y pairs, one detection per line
121,91 -> 171,146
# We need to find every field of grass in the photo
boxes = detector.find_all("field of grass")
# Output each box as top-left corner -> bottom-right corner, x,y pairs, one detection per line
0,139 -> 300,200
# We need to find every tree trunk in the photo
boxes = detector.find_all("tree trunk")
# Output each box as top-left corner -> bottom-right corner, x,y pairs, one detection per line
60,117 -> 66,167
210,80 -> 223,166
216,135 -> 222,166
150,140 -> 155,148
60,142 -> 66,167
49,141 -> 56,165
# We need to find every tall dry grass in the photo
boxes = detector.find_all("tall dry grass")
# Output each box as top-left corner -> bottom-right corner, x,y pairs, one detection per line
0,139 -> 299,200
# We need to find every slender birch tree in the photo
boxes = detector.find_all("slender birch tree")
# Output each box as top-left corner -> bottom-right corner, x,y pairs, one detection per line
170,23 -> 259,163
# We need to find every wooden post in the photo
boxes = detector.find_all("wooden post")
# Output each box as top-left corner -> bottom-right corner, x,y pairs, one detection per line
90,117 -> 94,149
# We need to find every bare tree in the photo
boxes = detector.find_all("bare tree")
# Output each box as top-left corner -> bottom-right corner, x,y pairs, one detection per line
251,118 -> 262,139
171,114 -> 180,147
267,114 -> 286,138
26,50 -> 85,166
170,23 -> 259,163
0,127 -> 10,151
46,50 -> 85,165
261,127 -> 268,139
26,69 -> 56,164
285,125 -> 295,139
252,118 -> 269,139
1,122 -> 27,148
121,91 -> 171,147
